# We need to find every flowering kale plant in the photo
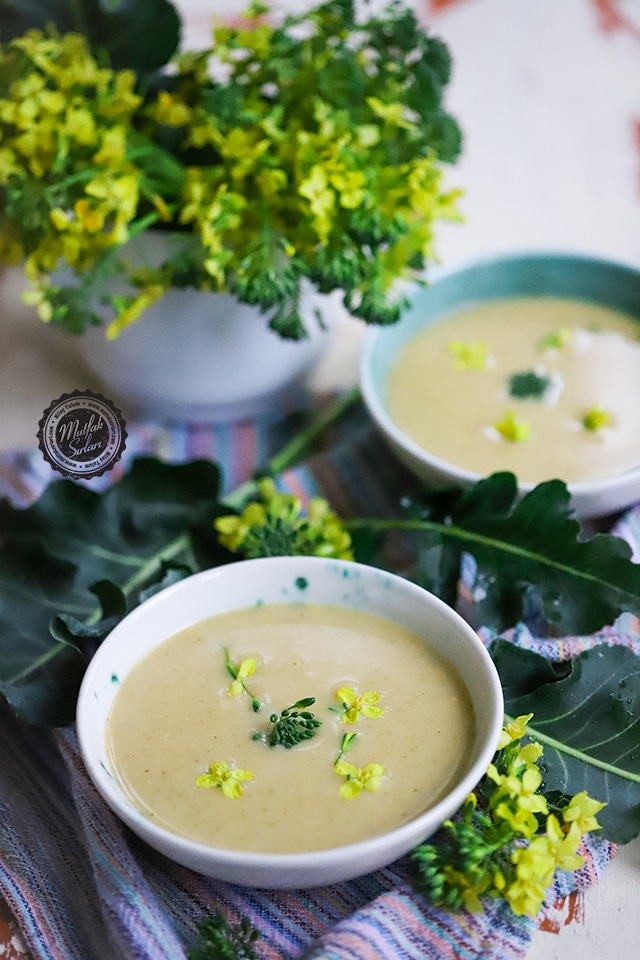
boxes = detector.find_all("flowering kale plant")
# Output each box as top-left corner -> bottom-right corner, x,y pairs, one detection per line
0,0 -> 462,339
412,713 -> 605,916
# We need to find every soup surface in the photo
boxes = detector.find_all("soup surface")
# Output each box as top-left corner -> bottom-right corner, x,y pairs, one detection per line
107,602 -> 475,853
387,297 -> 640,484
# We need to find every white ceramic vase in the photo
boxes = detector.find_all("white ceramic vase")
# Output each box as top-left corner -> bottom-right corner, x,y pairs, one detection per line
75,233 -> 333,423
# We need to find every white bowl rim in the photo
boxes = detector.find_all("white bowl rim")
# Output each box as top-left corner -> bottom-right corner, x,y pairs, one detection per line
360,248 -> 640,499
76,556 -> 504,875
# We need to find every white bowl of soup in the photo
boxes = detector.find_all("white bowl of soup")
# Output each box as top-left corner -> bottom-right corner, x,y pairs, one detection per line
76,556 -> 503,889
360,252 -> 640,519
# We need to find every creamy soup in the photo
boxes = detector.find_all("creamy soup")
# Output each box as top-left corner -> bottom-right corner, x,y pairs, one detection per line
107,602 -> 475,854
387,297 -> 640,484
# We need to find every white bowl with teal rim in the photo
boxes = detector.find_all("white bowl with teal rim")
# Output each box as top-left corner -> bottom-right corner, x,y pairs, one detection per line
76,556 -> 503,889
360,251 -> 640,519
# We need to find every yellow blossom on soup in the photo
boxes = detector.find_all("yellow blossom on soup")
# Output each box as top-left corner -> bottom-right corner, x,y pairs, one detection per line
336,687 -> 384,724
228,658 -> 257,697
195,761 -> 254,799
581,405 -> 614,432
448,340 -> 489,370
493,410 -> 531,443
335,761 -> 385,798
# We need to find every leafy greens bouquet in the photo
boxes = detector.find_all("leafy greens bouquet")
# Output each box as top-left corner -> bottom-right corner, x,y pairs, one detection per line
0,0 -> 462,340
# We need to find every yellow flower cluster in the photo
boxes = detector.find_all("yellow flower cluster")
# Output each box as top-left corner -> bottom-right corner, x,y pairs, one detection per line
0,0 -> 462,338
482,713 -> 604,916
215,478 -> 353,561
412,713 -> 606,917
0,32 -> 144,301
332,688 -> 385,798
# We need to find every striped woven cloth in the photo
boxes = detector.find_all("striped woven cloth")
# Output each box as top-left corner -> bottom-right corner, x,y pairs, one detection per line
0,405 -> 634,960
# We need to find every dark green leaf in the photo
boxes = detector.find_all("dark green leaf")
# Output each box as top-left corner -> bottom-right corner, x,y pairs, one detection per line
0,458 -> 227,726
50,578 -> 127,642
493,639 -> 640,844
0,0 -> 181,74
408,473 -> 640,635
489,639 -> 570,700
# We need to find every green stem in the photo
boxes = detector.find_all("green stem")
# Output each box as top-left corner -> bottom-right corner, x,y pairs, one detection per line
11,533 -> 195,684
8,640 -> 76,685
83,533 -> 192,627
222,385 -> 361,509
41,388 -> 359,658
79,211 -> 162,291
343,517 -> 635,600
507,713 -> 640,785
335,731 -> 357,765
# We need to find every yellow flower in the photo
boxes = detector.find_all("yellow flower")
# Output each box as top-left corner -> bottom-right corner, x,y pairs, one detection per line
329,167 -> 366,209
257,167 -> 288,196
0,146 -> 20,182
63,105 -> 97,145
93,127 -> 127,165
516,741 -> 544,765
488,763 -> 548,839
215,502 -> 268,551
494,410 -> 531,444
581,405 -> 614,433
366,96 -> 416,130
539,327 -> 572,351
196,761 -> 254,799
497,713 -> 533,750
504,874 -> 549,917
448,340 -> 489,370
153,90 -> 193,126
355,124 -> 380,147
49,208 -> 71,231
74,199 -> 106,233
299,164 -> 335,244
86,172 -> 139,219
228,657 -> 257,697
545,815 -> 585,873
106,285 -> 165,338
562,791 -> 605,834
306,498 -> 353,560
22,286 -> 53,322
441,865 -> 488,913
38,89 -> 67,115
100,70 -> 142,119
336,687 -> 384,724
335,761 -> 385,798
